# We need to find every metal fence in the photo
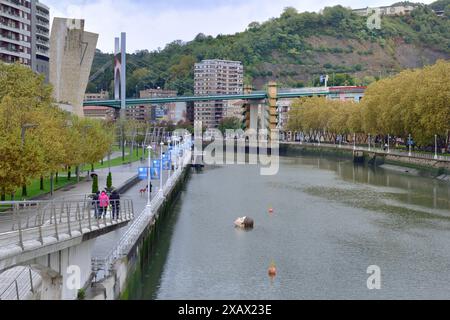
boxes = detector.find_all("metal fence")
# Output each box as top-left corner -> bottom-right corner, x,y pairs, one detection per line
281,140 -> 450,162
0,266 -> 40,300
0,198 -> 134,251
92,150 -> 192,280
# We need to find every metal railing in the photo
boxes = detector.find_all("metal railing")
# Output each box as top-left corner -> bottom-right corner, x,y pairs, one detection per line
281,140 -> 450,162
0,266 -> 40,300
0,198 -> 134,252
92,150 -> 192,280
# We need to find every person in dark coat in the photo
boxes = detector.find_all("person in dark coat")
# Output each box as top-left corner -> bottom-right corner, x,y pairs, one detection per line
92,191 -> 100,219
110,190 -> 121,219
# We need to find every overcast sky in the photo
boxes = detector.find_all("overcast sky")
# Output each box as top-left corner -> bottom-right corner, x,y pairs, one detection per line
44,0 -> 434,53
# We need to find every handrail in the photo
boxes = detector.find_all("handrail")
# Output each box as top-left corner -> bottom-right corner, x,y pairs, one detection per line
281,140 -> 450,162
0,266 -> 38,300
92,148 -> 192,280
0,198 -> 135,252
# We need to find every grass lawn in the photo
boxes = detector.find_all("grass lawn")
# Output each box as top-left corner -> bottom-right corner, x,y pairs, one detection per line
3,147 -> 153,201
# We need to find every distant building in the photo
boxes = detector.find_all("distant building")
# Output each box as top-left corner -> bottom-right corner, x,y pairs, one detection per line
136,88 -> 178,123
194,59 -> 244,128
83,106 -> 115,121
223,100 -> 245,121
353,4 -> 418,16
0,0 -> 50,81
84,90 -> 109,101
279,86 -> 366,129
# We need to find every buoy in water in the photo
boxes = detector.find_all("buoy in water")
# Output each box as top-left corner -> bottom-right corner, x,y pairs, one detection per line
268,266 -> 277,277
269,208 -> 274,214
268,261 -> 277,277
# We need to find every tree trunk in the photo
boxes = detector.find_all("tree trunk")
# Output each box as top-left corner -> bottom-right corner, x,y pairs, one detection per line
68,167 -> 71,181
40,176 -> 44,191
11,193 -> 14,201
56,171 -> 59,184
76,166 -> 80,183
22,185 -> 27,197
50,173 -> 54,196
1,187 -> 5,201
91,164 -> 94,172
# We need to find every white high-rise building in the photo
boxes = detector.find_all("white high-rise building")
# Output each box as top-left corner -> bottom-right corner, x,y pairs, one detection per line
0,0 -> 50,80
194,59 -> 243,128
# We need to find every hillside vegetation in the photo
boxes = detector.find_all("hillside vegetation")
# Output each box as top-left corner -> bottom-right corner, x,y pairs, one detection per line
87,1 -> 450,97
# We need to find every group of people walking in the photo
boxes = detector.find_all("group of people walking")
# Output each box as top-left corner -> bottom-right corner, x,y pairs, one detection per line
92,190 -> 121,219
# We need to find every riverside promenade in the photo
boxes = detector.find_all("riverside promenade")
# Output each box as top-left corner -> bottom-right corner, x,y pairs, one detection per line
0,159 -> 145,300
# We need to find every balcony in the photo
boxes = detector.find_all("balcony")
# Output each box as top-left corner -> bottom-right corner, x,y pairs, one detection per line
1,0 -> 30,13
36,9 -> 49,19
36,19 -> 48,29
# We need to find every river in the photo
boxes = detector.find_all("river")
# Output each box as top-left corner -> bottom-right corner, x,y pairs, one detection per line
128,155 -> 450,300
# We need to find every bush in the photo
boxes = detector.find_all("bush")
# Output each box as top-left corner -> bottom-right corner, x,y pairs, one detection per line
106,172 -> 112,190
92,175 -> 99,194
77,288 -> 86,300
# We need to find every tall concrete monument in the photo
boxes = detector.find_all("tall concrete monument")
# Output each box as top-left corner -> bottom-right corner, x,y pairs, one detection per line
114,32 -> 127,119
50,18 -> 98,117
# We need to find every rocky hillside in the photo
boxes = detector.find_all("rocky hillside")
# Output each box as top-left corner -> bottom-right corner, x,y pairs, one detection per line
87,1 -> 450,96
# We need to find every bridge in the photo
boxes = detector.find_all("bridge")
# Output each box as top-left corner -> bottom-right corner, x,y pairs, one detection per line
0,198 -> 134,300
83,86 -> 365,108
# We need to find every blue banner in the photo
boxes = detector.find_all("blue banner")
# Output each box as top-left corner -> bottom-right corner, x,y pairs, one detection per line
150,166 -> 160,179
138,167 -> 148,180
163,159 -> 171,170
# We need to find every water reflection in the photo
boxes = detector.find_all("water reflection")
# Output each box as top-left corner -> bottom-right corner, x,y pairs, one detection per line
131,155 -> 450,300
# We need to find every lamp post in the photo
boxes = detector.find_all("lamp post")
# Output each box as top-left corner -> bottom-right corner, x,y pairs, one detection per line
147,145 -> 152,207
388,135 -> 390,154
168,139 -> 172,178
408,134 -> 412,157
160,142 -> 164,194
434,134 -> 438,160
21,124 -> 38,197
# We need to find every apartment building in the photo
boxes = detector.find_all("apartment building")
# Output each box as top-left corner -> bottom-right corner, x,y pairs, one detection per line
0,0 -> 50,80
84,90 -> 109,101
353,4 -> 418,16
136,88 -> 178,123
194,59 -> 243,128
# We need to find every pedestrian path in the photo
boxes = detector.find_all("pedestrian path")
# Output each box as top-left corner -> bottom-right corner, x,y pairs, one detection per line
0,159 -> 145,300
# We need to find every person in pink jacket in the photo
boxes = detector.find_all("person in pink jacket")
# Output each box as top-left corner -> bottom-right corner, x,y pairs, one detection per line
98,191 -> 110,218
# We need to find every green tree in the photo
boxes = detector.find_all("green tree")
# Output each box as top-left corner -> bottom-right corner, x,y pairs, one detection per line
92,175 -> 99,194
218,117 -> 243,133
106,172 -> 112,191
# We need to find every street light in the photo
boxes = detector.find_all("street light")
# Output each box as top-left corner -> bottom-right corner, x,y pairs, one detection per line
388,134 -> 391,154
160,142 -> 164,194
168,139 -> 172,178
147,145 -> 152,207
408,134 -> 412,157
435,134 -> 438,160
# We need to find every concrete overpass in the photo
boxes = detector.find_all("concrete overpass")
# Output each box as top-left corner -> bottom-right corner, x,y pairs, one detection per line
0,198 -> 134,299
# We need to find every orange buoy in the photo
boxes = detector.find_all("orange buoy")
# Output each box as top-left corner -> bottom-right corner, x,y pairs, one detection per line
269,208 -> 274,214
268,261 -> 277,277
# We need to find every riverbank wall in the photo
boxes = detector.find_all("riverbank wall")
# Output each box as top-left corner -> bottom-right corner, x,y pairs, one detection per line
89,166 -> 191,300
280,143 -> 450,178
